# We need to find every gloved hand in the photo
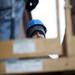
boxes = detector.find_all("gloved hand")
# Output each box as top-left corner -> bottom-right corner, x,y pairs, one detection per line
26,0 -> 39,11
32,32 -> 45,38
25,19 -> 47,38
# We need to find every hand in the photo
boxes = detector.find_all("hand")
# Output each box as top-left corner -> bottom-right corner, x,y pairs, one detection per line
32,32 -> 45,38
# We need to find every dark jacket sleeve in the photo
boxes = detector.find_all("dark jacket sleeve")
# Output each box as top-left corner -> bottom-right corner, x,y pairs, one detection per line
26,0 -> 39,11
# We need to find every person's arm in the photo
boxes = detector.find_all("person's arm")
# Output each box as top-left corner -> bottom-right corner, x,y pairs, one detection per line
23,0 -> 47,38
23,10 -> 30,38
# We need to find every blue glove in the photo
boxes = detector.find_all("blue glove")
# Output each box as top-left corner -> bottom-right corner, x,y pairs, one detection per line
25,19 -> 47,38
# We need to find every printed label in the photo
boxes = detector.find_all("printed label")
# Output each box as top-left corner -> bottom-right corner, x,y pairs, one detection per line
13,39 -> 36,54
5,59 -> 43,74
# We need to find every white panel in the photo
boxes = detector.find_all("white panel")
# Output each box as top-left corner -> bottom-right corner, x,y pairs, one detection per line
59,0 -> 66,44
